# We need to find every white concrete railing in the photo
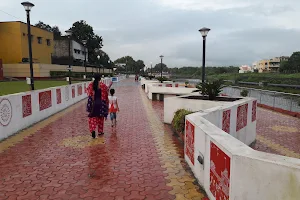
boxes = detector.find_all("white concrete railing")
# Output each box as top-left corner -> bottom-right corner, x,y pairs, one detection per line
165,96 -> 300,199
141,79 -> 196,100
164,95 -> 256,146
0,78 -> 112,141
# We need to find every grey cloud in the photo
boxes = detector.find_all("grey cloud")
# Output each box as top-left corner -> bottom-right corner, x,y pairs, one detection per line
171,28 -> 300,66
1,0 -> 300,67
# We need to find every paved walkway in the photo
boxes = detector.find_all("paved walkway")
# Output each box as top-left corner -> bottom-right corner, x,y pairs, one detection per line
252,108 -> 300,158
0,79 -> 207,200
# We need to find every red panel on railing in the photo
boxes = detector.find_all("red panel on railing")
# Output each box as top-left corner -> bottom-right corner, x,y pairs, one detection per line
185,120 -> 195,165
210,142 -> 231,200
77,85 -> 82,96
22,94 -> 32,118
222,110 -> 231,134
166,84 -> 172,87
72,86 -> 75,98
236,103 -> 248,131
56,89 -> 61,104
39,91 -> 52,111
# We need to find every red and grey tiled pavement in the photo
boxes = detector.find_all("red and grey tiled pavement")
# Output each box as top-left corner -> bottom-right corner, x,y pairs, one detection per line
0,79 -> 207,200
252,108 -> 300,158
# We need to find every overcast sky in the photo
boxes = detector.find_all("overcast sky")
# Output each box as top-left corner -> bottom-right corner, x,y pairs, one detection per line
1,0 -> 300,67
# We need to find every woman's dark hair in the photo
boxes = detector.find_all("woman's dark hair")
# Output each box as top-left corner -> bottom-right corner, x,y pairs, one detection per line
110,88 -> 115,96
93,73 -> 101,91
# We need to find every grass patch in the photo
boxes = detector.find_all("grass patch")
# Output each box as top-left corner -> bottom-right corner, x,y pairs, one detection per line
208,73 -> 300,85
0,81 -> 83,96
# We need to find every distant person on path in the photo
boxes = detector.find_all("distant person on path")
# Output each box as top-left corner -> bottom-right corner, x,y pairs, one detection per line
135,75 -> 138,82
108,88 -> 119,127
86,74 -> 109,138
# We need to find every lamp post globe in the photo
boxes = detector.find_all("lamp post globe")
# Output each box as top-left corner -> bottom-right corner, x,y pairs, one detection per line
21,1 -> 35,90
199,27 -> 210,38
21,1 -> 34,11
199,27 -> 210,87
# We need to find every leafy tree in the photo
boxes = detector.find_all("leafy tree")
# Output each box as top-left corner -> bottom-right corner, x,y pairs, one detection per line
35,21 -> 61,38
70,20 -> 103,65
114,56 -> 145,74
95,49 -> 112,69
153,63 -> 168,72
135,60 -> 145,73
279,52 -> 300,73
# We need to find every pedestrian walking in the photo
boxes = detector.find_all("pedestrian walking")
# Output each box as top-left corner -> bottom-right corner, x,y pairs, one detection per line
86,73 -> 109,138
108,88 -> 119,127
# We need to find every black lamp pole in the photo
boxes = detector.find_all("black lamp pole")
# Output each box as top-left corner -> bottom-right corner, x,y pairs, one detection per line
21,1 -> 35,90
202,38 -> 206,85
65,29 -> 72,84
159,55 -> 164,82
82,40 -> 87,79
199,27 -> 210,85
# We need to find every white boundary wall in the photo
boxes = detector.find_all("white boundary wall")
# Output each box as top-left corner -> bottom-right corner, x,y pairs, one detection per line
142,79 -> 196,100
0,78 -> 112,141
165,95 -> 300,199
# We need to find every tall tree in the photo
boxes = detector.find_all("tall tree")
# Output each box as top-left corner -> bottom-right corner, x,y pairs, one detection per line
114,56 -> 135,72
70,20 -> 103,65
95,49 -> 112,68
154,63 -> 168,72
35,21 -> 61,38
279,52 -> 300,73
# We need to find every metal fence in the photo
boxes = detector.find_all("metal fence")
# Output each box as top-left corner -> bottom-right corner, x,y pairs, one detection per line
223,86 -> 300,113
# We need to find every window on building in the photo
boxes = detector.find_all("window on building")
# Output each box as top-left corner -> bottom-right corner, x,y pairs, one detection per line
37,37 -> 42,44
46,39 -> 51,46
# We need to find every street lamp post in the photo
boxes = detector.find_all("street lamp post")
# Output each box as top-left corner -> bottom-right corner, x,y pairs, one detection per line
97,55 -> 100,73
199,27 -> 210,85
65,29 -> 72,84
159,55 -> 164,82
82,40 -> 87,79
150,62 -> 152,76
21,1 -> 35,90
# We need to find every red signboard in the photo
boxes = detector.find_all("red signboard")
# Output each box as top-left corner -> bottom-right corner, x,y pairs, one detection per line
56,89 -> 61,104
22,94 -> 32,118
222,110 -> 231,134
39,91 -> 52,111
210,142 -> 231,200
185,120 -> 195,165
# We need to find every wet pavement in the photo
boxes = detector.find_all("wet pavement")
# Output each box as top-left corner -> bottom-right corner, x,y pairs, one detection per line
252,108 -> 300,158
0,79 -> 207,200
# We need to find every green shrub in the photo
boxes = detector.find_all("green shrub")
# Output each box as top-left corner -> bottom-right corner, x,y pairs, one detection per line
156,76 -> 170,82
240,89 -> 249,97
196,79 -> 224,100
172,109 -> 193,134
